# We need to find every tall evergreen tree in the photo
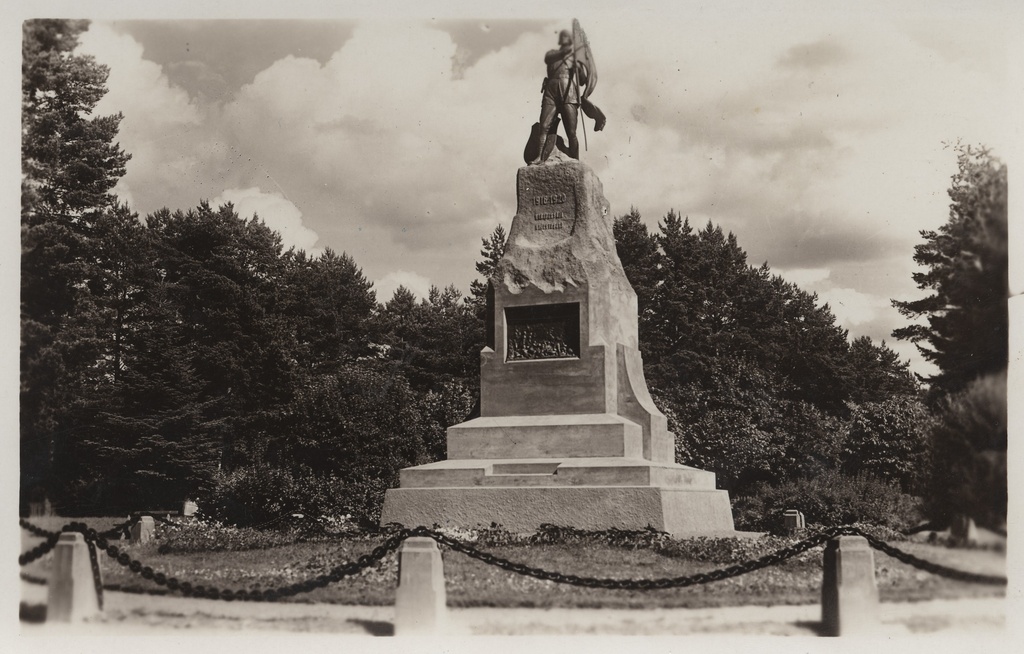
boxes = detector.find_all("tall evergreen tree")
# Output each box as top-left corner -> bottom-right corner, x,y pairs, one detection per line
892,145 -> 1008,400
21,19 -> 131,511
145,202 -> 296,470
613,207 -> 661,354
467,223 -> 507,321
281,247 -> 377,371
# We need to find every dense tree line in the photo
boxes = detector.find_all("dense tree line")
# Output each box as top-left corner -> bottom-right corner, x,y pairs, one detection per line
19,20 -> 478,519
22,20 -> 1004,532
609,209 -> 923,498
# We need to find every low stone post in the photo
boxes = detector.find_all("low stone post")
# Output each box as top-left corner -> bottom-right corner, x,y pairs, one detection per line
47,532 -> 101,623
950,515 -> 978,546
783,509 -> 805,534
394,537 -> 446,635
130,515 -> 155,544
821,535 -> 879,636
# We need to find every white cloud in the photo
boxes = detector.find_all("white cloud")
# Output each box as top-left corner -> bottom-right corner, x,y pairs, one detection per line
77,24 -> 206,212
77,11 -> 1011,378
777,267 -> 831,288
816,286 -> 890,328
374,270 -> 433,303
211,188 -> 321,254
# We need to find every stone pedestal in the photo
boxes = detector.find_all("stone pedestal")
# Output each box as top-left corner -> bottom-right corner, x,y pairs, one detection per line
821,536 -> 880,636
130,516 -> 155,544
381,159 -> 737,536
394,537 -> 447,635
47,532 -> 101,623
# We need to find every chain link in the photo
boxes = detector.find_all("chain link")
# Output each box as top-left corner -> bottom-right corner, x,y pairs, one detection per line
19,532 -> 61,566
20,572 -> 49,585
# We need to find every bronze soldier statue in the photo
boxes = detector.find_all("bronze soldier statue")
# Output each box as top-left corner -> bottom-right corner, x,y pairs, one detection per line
528,25 -> 605,166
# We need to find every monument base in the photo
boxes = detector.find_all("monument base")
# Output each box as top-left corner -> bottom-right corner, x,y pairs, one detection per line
380,456 -> 739,536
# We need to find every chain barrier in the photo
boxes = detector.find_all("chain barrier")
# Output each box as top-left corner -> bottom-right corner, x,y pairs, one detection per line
19,520 -> 1007,604
19,532 -> 61,566
857,531 -> 1007,586
420,525 -> 840,590
86,538 -> 105,610
85,527 -> 412,601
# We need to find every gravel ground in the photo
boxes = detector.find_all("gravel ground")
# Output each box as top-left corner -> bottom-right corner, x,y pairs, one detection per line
20,581 -> 1005,636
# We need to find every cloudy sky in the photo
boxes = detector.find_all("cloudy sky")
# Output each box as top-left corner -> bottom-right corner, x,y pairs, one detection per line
13,1 -> 1019,377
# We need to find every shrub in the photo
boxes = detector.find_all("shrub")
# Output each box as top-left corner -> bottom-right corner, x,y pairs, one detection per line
156,516 -> 300,553
434,524 -> 829,566
252,364 -> 436,523
923,371 -> 1007,529
733,470 -> 923,534
197,465 -> 355,529
841,397 -> 929,492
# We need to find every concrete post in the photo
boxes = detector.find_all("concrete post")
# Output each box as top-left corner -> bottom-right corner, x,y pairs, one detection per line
47,532 -> 101,623
130,515 -> 155,544
950,515 -> 978,546
394,537 -> 446,635
821,535 -> 879,636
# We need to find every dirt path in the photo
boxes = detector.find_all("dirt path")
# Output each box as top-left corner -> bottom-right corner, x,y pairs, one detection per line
21,581 -> 1004,636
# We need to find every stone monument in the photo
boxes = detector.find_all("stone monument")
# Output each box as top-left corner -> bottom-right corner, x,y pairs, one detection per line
380,148 -> 738,535
381,21 -> 737,535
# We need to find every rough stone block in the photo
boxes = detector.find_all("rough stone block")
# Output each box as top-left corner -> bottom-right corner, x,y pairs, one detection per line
130,515 -> 155,544
394,537 -> 446,635
47,532 -> 101,623
182,499 -> 198,516
821,535 -> 880,636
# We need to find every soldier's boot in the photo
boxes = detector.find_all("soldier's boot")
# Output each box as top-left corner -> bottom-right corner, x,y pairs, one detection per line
529,134 -> 548,165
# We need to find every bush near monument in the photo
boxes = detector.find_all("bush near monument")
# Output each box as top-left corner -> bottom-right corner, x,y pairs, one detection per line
921,372 -> 1007,530
732,470 -> 923,535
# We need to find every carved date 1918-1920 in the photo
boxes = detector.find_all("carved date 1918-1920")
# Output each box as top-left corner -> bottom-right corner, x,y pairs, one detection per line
533,193 -> 567,206
531,193 -> 570,231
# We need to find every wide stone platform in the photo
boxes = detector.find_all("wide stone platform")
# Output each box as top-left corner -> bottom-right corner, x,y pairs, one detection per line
381,156 -> 739,536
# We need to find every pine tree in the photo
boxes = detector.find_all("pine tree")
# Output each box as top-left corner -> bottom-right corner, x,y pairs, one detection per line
281,247 -> 376,371
22,19 -> 130,225
467,224 -> 507,319
21,19 -> 131,511
892,145 -> 1008,400
613,207 -> 661,356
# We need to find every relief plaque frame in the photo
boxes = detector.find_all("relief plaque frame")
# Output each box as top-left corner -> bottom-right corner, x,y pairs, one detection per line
505,302 -> 581,361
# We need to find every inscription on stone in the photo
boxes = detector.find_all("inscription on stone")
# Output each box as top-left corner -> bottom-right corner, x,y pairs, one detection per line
505,303 -> 581,361
529,192 -> 572,233
533,193 -> 567,206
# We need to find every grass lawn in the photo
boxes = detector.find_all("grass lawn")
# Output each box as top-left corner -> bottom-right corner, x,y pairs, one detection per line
20,519 -> 1006,610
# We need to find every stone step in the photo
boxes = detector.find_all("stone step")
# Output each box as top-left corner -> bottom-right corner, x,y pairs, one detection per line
398,457 -> 717,490
447,414 -> 643,459
492,462 -> 560,475
381,485 -> 737,535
